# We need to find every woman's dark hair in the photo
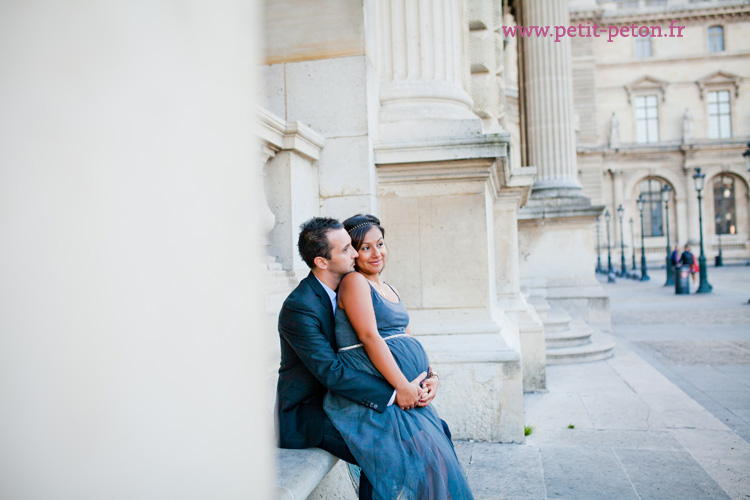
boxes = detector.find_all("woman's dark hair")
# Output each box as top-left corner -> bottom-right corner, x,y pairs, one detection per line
343,214 -> 385,251
297,217 -> 344,269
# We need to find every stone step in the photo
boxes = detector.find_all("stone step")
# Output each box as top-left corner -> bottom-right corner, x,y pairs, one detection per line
264,269 -> 299,315
541,309 -> 573,333
526,296 -> 551,321
546,332 -> 615,365
545,319 -> 594,348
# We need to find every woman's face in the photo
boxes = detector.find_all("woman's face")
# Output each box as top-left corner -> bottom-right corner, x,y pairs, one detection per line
355,226 -> 387,275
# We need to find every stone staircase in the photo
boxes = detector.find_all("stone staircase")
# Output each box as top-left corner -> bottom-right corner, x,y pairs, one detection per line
264,261 -> 299,315
529,297 -> 614,365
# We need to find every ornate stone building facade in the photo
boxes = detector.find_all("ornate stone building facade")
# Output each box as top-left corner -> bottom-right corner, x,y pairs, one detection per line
571,0 -> 750,269
259,0 -> 616,446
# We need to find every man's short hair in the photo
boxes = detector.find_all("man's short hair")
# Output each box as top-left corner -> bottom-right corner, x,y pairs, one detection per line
298,217 -> 344,269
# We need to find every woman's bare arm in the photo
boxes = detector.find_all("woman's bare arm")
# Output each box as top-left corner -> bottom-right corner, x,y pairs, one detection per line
338,273 -> 424,409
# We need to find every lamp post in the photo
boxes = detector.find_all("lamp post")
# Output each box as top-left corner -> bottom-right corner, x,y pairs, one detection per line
605,210 -> 615,282
630,217 -> 636,270
692,167 -> 712,293
596,217 -> 602,273
637,195 -> 650,281
617,205 -> 626,277
663,184 -> 674,286
716,214 -> 723,267
715,174 -> 725,267
744,142 -> 750,303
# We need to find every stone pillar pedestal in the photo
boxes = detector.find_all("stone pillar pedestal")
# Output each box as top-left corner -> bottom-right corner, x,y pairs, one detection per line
494,175 -> 546,392
376,140 -> 524,443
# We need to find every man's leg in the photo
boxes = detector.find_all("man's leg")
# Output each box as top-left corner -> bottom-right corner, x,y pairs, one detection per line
318,417 -> 373,500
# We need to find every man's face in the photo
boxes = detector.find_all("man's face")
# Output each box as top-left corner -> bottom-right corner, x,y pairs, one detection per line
321,228 -> 357,277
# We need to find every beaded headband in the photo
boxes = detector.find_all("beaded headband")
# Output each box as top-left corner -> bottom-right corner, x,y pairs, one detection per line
347,221 -> 374,233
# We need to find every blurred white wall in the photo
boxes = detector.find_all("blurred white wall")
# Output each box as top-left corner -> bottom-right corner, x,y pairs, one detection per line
0,1 -> 271,499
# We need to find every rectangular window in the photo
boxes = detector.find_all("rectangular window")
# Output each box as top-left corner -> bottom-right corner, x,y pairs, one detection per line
708,90 -> 732,139
708,26 -> 724,53
635,95 -> 659,143
636,37 -> 652,58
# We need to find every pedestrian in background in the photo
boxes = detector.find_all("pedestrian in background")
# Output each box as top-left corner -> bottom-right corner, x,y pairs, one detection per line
679,245 -> 697,283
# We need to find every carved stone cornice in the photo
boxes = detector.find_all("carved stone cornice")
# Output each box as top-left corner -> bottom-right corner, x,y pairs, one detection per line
257,107 -> 325,162
696,70 -> 742,99
375,132 -> 513,200
374,132 -> 509,166
624,75 -> 669,103
570,2 -> 750,25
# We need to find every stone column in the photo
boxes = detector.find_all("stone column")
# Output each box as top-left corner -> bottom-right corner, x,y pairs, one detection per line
377,0 -> 476,137
517,0 -> 610,349
521,0 -> 582,193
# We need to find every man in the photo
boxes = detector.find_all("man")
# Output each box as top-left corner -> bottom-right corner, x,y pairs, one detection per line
680,244 -> 697,283
275,217 -> 440,500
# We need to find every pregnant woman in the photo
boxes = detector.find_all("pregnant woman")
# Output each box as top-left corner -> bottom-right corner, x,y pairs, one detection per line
324,214 -> 474,500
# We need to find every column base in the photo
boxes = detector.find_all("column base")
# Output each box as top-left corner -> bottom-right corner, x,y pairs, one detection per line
498,295 -> 547,392
518,196 -> 612,335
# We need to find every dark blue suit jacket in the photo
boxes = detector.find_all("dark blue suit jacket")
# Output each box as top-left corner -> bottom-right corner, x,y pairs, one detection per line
275,272 -> 394,449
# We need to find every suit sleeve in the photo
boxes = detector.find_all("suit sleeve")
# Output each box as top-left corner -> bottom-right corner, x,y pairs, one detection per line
279,301 -> 393,412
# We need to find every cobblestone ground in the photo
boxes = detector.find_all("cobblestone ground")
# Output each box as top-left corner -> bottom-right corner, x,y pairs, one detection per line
453,263 -> 750,500
605,263 -> 750,443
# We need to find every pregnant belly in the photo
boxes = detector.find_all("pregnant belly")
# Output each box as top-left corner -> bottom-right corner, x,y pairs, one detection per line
387,336 -> 430,382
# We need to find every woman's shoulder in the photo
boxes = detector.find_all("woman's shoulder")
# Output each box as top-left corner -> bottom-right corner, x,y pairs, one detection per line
339,272 -> 371,295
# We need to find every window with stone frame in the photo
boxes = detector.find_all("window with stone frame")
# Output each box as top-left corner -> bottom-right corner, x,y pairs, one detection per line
635,36 -> 652,58
635,95 -> 659,143
713,175 -> 737,235
638,178 -> 665,237
707,90 -> 732,139
708,25 -> 724,53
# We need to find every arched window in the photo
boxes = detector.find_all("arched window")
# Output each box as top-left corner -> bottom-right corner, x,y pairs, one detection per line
708,26 -> 724,53
713,175 -> 736,235
638,178 -> 665,237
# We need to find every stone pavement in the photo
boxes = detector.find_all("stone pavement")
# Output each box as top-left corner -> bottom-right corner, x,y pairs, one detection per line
454,264 -> 750,500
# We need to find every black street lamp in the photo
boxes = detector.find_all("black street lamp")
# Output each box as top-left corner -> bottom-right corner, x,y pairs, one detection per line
629,217 -> 636,270
617,205 -> 626,277
715,174 -> 725,267
663,184 -> 674,286
605,210 -> 615,282
744,142 -> 750,303
596,216 -> 602,273
716,214 -> 724,267
693,167 -> 712,293
637,195 -> 650,281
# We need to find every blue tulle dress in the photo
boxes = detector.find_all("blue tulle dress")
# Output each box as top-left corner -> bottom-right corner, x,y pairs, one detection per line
323,283 -> 474,500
